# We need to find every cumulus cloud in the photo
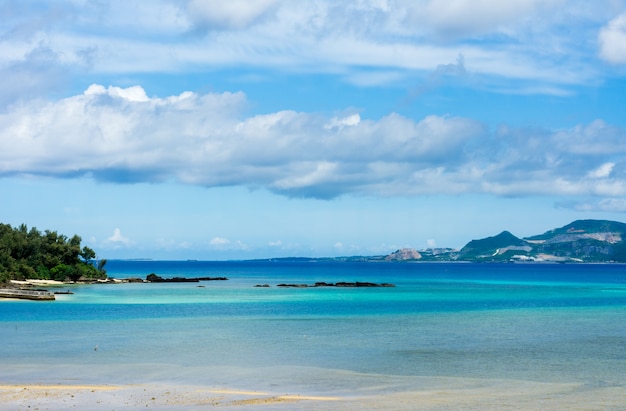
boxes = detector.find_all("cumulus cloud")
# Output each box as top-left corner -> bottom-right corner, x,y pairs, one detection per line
599,12 -> 626,64
85,84 -> 150,102
1,84 -> 626,200
209,237 -> 231,246
105,228 -> 132,248
209,237 -> 248,250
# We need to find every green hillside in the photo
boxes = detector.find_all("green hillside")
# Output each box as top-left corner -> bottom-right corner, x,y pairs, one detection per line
458,231 -> 531,261
456,220 -> 626,262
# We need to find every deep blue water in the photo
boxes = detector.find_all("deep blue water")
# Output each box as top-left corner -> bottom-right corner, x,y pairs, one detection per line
1,261 -> 626,391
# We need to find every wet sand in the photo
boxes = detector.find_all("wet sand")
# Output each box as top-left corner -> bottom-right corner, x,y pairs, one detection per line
1,378 -> 624,410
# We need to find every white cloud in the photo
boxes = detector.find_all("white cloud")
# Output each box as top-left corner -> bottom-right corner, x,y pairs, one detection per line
85,84 -> 149,102
1,84 -> 626,200
402,0 -> 560,39
107,228 -> 131,245
559,198 -> 626,212
210,237 -> 231,246
587,162 -> 615,179
597,198 -> 626,212
325,113 -> 361,130
186,0 -> 280,30
209,237 -> 249,251
599,12 -> 626,64
0,0 -> 616,96
0,45 -> 67,106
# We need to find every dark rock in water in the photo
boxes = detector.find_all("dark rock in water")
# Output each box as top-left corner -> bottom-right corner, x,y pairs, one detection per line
334,281 -> 395,287
336,281 -> 368,287
150,276 -> 199,283
275,281 -> 394,288
146,273 -> 228,283
254,284 -> 271,287
146,273 -> 162,282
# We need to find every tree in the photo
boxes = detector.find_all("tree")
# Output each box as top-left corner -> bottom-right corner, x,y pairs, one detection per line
80,246 -> 96,264
96,258 -> 107,275
0,223 -> 108,284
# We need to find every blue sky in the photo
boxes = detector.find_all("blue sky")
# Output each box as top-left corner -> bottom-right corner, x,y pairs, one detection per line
2,1 -> 626,260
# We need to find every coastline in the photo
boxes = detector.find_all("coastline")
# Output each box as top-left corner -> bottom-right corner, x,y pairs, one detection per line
1,377 -> 624,410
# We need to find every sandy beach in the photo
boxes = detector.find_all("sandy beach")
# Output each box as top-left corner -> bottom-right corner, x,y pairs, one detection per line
1,378 -> 625,410
10,279 -> 67,286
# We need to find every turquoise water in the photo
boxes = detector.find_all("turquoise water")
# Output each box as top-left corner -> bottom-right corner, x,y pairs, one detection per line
1,261 -> 626,396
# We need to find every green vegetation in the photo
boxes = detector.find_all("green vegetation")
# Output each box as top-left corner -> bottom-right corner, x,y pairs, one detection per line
0,223 -> 107,284
459,231 -> 529,260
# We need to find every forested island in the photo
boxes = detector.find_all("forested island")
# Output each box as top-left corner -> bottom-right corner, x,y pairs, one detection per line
0,223 -> 107,285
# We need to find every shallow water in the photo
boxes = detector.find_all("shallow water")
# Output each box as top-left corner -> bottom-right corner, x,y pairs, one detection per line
2,261 -> 626,403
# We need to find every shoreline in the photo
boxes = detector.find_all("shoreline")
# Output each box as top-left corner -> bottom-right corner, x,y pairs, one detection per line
0,383 -> 341,410
1,378 -> 625,410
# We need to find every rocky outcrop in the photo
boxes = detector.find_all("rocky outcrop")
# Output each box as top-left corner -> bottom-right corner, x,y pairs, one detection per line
275,281 -> 394,288
384,248 -> 422,261
146,273 -> 228,282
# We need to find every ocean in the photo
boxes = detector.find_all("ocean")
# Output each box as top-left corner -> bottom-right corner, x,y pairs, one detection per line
1,261 -> 626,409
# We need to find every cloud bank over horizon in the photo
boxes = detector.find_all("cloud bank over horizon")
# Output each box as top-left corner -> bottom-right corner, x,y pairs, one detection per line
1,83 -> 625,207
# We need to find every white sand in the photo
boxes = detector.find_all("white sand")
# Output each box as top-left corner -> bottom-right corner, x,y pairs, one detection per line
1,379 -> 624,410
10,279 -> 66,286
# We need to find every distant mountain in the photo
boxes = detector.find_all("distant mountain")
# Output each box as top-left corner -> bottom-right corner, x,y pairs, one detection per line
456,219 -> 626,262
525,220 -> 626,243
458,231 -> 531,260
251,219 -> 626,264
